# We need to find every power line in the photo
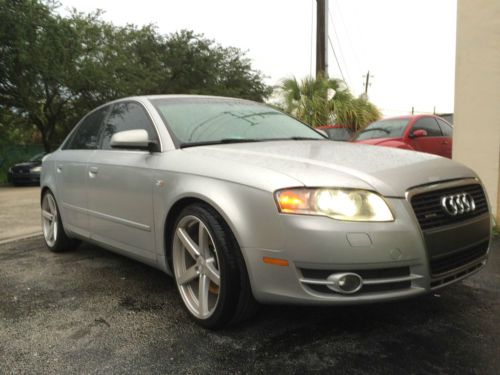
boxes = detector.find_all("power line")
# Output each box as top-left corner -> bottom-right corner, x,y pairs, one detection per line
327,35 -> 347,84
335,0 -> 363,76
327,6 -> 351,86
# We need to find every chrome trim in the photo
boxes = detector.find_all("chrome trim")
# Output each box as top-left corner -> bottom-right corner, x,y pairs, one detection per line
62,202 -> 151,232
300,273 -> 422,287
405,177 -> 480,201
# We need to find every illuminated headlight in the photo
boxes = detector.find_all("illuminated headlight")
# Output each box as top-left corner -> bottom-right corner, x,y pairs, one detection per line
30,166 -> 42,173
275,188 -> 394,222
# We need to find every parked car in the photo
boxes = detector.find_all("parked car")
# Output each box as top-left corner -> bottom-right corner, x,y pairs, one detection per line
316,125 -> 354,141
352,115 -> 453,158
437,113 -> 454,125
7,152 -> 45,186
41,96 -> 491,328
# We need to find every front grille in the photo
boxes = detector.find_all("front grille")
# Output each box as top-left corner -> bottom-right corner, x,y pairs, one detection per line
430,240 -> 489,276
12,166 -> 30,174
430,262 -> 484,288
411,183 -> 488,231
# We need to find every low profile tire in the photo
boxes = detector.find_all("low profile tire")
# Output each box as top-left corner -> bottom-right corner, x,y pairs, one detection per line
171,203 -> 258,328
41,191 -> 80,252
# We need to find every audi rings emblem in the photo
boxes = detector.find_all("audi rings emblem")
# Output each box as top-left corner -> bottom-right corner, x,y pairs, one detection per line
441,193 -> 476,216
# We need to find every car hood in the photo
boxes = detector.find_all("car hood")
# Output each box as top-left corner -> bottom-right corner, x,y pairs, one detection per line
12,161 -> 40,168
180,140 -> 476,197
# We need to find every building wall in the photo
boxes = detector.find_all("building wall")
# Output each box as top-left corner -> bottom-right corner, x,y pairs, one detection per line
454,0 -> 500,225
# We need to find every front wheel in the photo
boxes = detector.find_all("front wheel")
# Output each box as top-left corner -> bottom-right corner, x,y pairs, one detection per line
41,191 -> 80,252
171,203 -> 257,328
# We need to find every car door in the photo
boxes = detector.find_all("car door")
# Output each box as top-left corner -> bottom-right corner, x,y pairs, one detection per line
56,106 -> 109,237
408,117 -> 446,156
436,118 -> 453,158
87,101 -> 161,261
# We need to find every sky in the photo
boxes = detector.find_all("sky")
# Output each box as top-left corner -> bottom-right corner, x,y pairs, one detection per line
57,0 -> 457,117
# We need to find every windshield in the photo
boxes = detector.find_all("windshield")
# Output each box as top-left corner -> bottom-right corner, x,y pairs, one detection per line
151,98 -> 324,147
354,119 -> 409,140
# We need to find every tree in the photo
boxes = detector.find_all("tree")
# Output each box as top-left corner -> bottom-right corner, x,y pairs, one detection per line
0,0 -> 270,151
281,74 -> 381,130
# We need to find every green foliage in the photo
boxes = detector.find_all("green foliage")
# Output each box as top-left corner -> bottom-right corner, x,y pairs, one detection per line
281,74 -> 381,130
0,0 -> 271,151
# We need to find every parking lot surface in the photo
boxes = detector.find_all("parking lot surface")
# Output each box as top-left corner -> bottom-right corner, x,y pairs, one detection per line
0,187 -> 41,243
0,236 -> 499,374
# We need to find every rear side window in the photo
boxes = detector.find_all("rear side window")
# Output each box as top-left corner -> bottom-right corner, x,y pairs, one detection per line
101,102 -> 158,150
64,106 -> 108,150
437,118 -> 453,137
412,117 -> 442,137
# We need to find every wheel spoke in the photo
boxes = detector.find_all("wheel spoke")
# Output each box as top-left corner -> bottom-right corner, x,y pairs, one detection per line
198,223 -> 208,257
177,265 -> 199,285
204,259 -> 220,286
176,227 -> 200,259
47,223 -> 54,241
198,274 -> 210,317
42,210 -> 53,221
47,196 -> 56,214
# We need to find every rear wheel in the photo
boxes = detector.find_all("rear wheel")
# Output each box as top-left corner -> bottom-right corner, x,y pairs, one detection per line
41,191 -> 80,252
171,203 -> 257,328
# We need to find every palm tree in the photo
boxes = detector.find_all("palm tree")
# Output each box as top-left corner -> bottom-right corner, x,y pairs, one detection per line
280,74 -> 381,131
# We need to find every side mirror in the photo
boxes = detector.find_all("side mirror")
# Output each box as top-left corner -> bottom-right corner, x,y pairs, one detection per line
110,129 -> 157,151
411,129 -> 428,138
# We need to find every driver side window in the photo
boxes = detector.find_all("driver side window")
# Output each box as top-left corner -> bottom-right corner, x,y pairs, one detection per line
412,117 -> 442,137
100,101 -> 159,150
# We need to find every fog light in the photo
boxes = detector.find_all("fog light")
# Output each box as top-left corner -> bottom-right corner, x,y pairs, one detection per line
327,273 -> 363,294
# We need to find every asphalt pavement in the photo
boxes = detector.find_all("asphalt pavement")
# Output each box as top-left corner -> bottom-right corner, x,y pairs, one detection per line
0,236 -> 499,374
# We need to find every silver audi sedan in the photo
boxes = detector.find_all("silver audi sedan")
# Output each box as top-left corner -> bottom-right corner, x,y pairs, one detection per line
40,95 -> 492,328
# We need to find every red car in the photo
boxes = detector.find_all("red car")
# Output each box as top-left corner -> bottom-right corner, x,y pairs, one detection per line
351,115 -> 453,158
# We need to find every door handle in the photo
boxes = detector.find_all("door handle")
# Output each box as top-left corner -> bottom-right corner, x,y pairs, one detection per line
89,166 -> 99,177
56,165 -> 63,173
441,141 -> 449,145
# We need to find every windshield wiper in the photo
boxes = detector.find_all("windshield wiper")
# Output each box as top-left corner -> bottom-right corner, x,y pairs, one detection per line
359,128 -> 390,134
179,138 -> 264,148
179,136 -> 324,149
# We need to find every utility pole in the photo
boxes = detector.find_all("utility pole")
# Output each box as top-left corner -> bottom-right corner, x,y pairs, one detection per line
316,0 -> 328,77
363,70 -> 373,96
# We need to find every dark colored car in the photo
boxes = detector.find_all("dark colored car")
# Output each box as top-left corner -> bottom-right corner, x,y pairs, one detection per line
351,115 -> 453,158
316,125 -> 354,141
7,152 -> 45,186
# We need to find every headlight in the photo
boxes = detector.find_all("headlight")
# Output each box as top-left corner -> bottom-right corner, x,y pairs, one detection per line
30,166 -> 42,173
275,188 -> 394,222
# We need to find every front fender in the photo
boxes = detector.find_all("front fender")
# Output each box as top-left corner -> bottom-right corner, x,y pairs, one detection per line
153,172 -> 285,272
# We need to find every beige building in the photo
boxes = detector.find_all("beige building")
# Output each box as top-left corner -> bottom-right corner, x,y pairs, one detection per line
454,0 -> 500,227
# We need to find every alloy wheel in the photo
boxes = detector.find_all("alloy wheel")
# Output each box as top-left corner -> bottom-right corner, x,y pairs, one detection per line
173,215 -> 221,319
41,193 -> 58,247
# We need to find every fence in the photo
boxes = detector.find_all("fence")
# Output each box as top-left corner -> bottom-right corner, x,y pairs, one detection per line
0,142 -> 45,183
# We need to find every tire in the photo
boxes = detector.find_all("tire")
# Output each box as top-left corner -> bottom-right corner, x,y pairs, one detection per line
41,191 -> 80,253
171,203 -> 258,328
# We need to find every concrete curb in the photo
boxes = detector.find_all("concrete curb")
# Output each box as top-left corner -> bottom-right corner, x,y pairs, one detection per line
0,232 -> 43,245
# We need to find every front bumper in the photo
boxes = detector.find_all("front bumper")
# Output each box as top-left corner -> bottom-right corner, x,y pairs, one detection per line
8,171 -> 40,185
242,197 -> 491,305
